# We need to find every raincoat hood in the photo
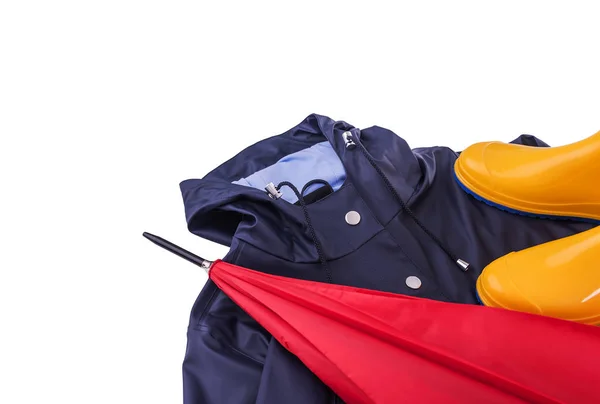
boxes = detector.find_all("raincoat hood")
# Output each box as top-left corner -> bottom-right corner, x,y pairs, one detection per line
181,114 -> 423,263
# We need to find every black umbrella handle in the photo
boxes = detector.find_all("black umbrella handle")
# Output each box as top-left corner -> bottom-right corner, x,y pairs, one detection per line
142,232 -> 213,272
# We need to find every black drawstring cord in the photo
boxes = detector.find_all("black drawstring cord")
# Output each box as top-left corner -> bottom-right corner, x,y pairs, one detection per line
275,181 -> 334,283
348,134 -> 470,272
302,179 -> 334,195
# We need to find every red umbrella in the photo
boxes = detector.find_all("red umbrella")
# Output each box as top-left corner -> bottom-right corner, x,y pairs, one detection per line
144,233 -> 600,404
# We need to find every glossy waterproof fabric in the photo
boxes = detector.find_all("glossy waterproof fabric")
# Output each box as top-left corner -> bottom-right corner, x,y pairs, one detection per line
210,260 -> 600,404
180,114 -> 595,404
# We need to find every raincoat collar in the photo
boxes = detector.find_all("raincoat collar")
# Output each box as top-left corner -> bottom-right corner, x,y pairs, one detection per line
180,114 -> 424,262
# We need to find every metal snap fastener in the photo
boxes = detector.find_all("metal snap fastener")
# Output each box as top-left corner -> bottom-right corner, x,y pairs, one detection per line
405,276 -> 422,290
345,211 -> 361,225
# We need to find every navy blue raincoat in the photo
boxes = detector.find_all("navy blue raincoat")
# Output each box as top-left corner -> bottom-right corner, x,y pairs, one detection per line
180,114 -> 593,404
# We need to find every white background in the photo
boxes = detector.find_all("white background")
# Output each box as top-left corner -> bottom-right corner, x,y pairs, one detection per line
1,1 -> 598,403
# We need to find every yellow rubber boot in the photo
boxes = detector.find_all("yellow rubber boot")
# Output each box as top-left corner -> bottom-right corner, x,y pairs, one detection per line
454,130 -> 600,222
477,225 -> 600,325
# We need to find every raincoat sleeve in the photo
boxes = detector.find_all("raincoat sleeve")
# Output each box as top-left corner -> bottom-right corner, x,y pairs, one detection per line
183,280 -> 268,404
183,246 -> 337,404
255,338 -> 336,404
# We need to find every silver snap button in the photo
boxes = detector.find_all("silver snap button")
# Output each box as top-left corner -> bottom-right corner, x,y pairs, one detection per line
405,276 -> 422,290
345,211 -> 361,225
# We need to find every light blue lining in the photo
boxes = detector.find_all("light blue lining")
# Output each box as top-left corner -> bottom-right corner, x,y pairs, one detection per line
233,142 -> 346,203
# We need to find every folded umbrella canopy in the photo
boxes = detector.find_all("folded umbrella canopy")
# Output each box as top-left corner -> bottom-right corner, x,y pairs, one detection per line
144,233 -> 600,404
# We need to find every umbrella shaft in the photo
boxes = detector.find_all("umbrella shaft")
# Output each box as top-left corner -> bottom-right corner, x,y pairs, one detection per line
142,232 -> 213,272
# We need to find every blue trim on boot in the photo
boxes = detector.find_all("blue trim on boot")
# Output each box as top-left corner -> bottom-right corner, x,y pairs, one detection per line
474,289 -> 484,306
